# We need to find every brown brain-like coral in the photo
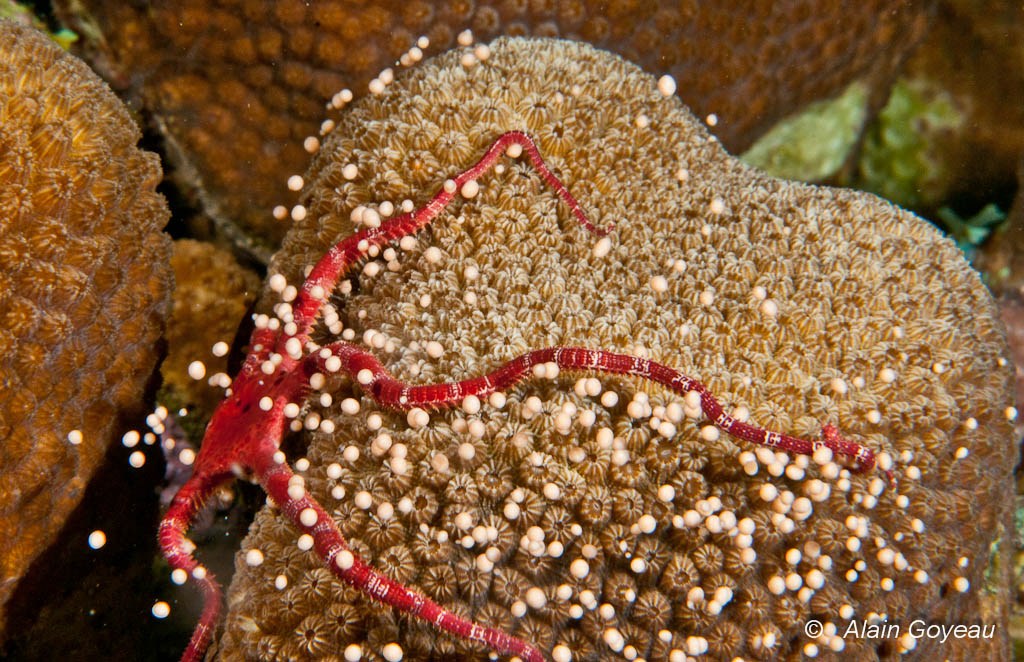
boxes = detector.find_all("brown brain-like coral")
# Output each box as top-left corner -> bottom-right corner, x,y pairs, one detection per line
0,21 -> 171,630
55,0 -> 931,257
218,38 -> 1013,662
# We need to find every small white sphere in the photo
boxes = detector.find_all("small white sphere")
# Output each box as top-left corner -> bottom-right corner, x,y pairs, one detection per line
382,642 -> 404,662
336,549 -> 355,569
299,508 -> 318,527
460,179 -> 480,199
525,586 -> 547,609
657,74 -> 677,96
88,530 -> 106,549
187,360 -> 206,380
462,395 -> 481,414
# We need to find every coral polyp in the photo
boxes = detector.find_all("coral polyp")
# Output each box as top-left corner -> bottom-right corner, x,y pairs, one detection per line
162,126 -> 887,661
215,38 -> 1014,662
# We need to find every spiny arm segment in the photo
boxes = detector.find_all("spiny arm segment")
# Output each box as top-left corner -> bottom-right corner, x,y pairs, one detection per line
310,344 -> 884,476
158,475 -> 229,662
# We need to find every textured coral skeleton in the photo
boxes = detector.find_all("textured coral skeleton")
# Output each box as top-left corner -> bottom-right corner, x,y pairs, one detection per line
52,0 -> 932,255
0,19 -> 171,630
160,128 -> 892,662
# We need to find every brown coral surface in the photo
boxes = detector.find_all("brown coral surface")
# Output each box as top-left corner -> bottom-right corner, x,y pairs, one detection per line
899,0 -> 1024,212
215,38 -> 1015,662
0,20 -> 172,631
54,0 -> 931,257
911,0 -> 1024,298
163,238 -> 261,424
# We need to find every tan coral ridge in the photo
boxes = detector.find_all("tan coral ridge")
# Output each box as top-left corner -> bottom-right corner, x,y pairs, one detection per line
218,38 -> 1014,662
54,0 -> 930,257
163,238 -> 261,424
0,21 -> 172,631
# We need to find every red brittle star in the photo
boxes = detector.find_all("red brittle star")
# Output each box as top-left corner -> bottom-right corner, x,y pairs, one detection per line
159,130 -> 890,662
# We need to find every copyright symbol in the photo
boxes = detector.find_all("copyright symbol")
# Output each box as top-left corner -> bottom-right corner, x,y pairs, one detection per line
804,619 -> 823,638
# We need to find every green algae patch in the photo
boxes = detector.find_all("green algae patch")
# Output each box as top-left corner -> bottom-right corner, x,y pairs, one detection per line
741,81 -> 868,181
855,78 -> 963,209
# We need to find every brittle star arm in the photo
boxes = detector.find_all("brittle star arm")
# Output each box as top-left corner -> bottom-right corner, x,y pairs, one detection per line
239,327 -> 279,374
158,473 -> 232,662
281,130 -> 611,354
254,458 -> 545,662
310,343 -> 885,476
